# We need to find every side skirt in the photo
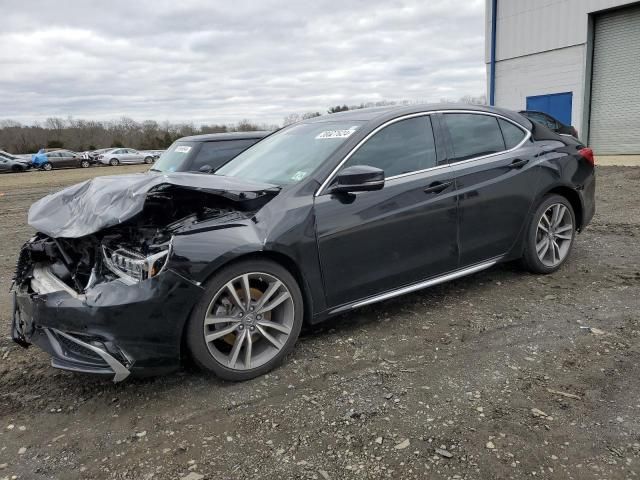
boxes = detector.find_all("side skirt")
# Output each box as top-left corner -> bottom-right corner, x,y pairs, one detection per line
328,257 -> 501,315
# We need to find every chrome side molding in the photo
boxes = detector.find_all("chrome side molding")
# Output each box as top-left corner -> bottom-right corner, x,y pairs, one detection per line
348,259 -> 499,310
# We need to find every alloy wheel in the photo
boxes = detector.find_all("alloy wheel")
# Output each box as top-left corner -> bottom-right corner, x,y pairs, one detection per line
535,203 -> 573,267
203,272 -> 295,371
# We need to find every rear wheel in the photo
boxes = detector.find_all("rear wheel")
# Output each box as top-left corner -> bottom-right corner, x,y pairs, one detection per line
109,158 -> 119,166
186,259 -> 303,381
521,194 -> 575,274
42,162 -> 53,171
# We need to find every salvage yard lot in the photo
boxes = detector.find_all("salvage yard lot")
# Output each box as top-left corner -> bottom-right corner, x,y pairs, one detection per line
0,166 -> 639,479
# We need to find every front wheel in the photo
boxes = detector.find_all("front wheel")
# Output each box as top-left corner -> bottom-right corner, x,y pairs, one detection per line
521,194 -> 575,274
80,160 -> 90,168
42,162 -> 53,171
144,156 -> 153,164
109,158 -> 119,166
186,259 -> 303,381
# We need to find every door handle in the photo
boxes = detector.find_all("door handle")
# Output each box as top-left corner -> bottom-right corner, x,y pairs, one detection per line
508,158 -> 529,169
423,181 -> 452,194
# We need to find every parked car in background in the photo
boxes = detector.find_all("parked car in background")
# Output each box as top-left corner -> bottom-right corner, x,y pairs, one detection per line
141,149 -> 165,160
83,148 -> 112,163
151,132 -> 269,173
0,150 -> 31,172
31,149 -> 90,170
98,148 -> 155,166
519,110 -> 579,138
12,104 -> 595,382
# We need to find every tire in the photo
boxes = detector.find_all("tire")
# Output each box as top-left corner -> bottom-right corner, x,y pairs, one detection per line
109,158 -> 119,166
521,194 -> 576,274
80,160 -> 90,168
144,156 -> 153,164
11,166 -> 22,173
186,259 -> 304,381
42,162 -> 53,171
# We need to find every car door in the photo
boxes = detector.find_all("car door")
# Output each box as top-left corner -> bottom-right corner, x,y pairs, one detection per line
439,112 -> 541,266
47,152 -> 62,167
314,115 -> 458,308
118,149 -> 130,163
128,149 -> 143,163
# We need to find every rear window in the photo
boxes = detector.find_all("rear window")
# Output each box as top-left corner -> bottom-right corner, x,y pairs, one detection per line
444,113 -> 505,162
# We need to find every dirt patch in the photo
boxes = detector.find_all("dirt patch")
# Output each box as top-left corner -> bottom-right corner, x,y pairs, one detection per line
0,166 -> 639,479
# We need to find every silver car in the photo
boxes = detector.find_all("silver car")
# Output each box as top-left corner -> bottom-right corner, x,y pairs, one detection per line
98,148 -> 155,166
0,150 -> 31,173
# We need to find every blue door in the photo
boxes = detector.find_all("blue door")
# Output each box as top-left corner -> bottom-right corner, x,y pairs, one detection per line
526,92 -> 573,125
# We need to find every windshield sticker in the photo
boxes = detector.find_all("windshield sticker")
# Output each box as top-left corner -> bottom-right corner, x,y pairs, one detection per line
175,146 -> 191,153
315,126 -> 358,140
291,171 -> 308,182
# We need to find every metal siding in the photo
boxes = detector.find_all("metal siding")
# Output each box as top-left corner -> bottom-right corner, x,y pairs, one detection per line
494,45 -> 586,133
590,4 -> 640,154
486,0 -> 637,62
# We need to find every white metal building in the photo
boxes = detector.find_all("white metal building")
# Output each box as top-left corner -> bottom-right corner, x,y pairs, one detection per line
485,0 -> 640,155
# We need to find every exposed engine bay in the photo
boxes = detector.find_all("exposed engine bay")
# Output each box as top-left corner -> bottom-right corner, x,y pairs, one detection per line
15,183 -> 274,295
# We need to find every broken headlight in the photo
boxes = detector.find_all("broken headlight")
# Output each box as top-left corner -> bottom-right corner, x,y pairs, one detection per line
102,245 -> 170,285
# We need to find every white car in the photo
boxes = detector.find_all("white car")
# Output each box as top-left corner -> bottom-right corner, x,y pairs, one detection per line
98,148 -> 155,166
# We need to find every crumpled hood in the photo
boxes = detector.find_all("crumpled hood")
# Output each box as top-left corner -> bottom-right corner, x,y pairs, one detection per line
28,172 -> 278,238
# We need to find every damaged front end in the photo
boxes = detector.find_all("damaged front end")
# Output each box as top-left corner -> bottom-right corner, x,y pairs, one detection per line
11,173 -> 279,381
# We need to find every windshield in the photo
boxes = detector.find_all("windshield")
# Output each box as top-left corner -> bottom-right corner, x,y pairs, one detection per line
151,141 -> 198,172
215,121 -> 364,185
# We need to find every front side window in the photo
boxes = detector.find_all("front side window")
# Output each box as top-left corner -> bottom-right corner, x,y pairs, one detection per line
342,116 -> 437,177
444,113 -> 505,162
191,139 -> 258,172
217,121 -> 364,186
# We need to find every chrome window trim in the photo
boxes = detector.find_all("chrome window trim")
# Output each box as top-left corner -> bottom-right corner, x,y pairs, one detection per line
315,110 -> 532,196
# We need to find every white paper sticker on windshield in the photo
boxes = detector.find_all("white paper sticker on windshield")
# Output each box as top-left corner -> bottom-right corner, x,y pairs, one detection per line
291,171 -> 308,181
175,146 -> 191,153
315,126 -> 358,140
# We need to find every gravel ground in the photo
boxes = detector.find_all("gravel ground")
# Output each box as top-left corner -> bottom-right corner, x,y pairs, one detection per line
0,165 -> 638,480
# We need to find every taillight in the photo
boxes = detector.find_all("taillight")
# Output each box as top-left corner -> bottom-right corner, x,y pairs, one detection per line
578,147 -> 595,166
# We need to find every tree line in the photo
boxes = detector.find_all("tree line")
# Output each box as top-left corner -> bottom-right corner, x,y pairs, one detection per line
0,95 -> 486,154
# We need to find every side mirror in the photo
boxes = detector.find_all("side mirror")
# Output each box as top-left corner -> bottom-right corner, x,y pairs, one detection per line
199,165 -> 214,173
331,165 -> 385,193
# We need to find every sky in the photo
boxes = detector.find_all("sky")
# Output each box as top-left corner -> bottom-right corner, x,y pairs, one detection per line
0,0 -> 486,126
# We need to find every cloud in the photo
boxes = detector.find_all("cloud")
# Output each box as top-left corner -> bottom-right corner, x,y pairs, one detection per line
0,0 -> 486,125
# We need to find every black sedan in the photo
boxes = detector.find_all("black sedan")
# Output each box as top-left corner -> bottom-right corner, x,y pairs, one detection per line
11,104 -> 595,382
151,131 -> 270,173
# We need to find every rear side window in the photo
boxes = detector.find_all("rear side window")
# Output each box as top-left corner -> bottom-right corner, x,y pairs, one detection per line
498,119 -> 526,149
343,116 -> 437,177
444,113 -> 505,162
191,139 -> 259,172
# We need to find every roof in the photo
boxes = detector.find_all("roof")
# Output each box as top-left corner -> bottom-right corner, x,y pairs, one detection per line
178,131 -> 271,142
301,103 -> 533,129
